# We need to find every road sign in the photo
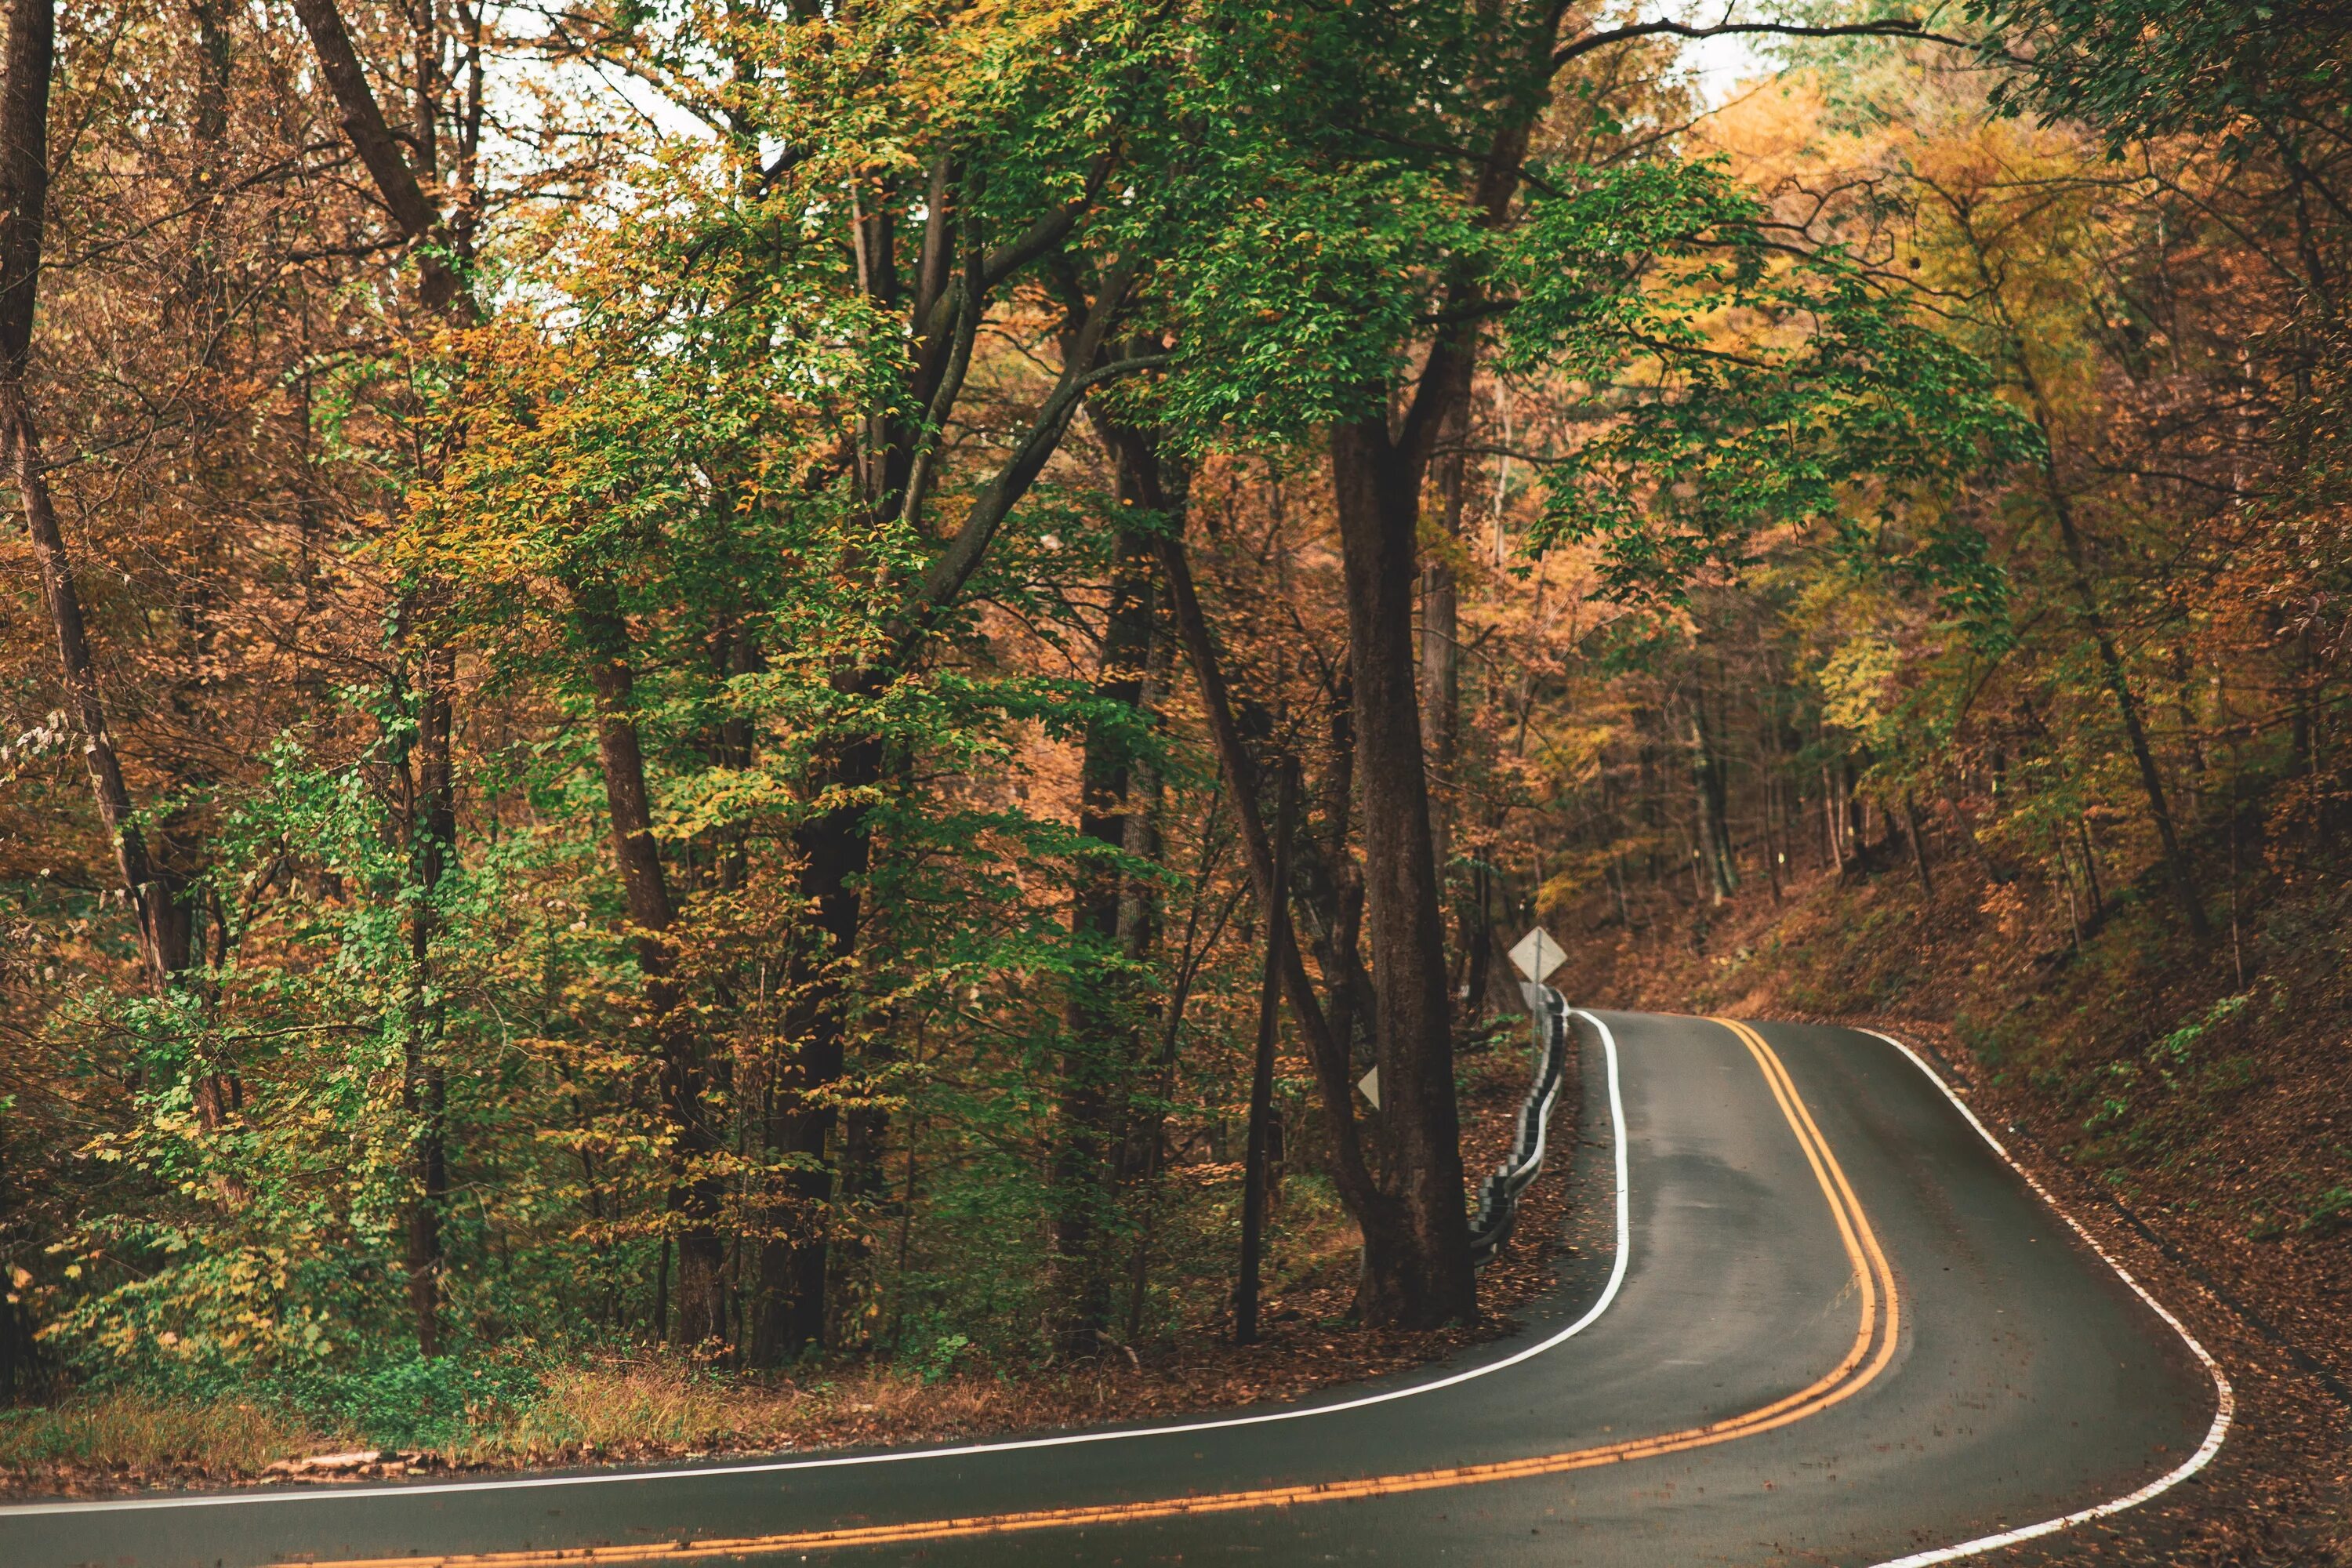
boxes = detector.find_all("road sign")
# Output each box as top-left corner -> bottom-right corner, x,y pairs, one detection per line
1509,926 -> 1566,983
1356,1065 -> 1380,1110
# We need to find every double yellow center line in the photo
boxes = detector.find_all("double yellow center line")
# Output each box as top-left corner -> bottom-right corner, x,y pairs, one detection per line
307,1018 -> 1896,1566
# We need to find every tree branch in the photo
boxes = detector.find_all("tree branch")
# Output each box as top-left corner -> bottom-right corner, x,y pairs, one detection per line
1552,17 -> 1973,74
908,269 -> 1152,627
1145,509 -> 1381,1213
289,0 -> 470,318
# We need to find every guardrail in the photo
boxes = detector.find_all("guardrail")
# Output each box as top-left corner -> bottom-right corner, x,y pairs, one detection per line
1468,984 -> 1570,1269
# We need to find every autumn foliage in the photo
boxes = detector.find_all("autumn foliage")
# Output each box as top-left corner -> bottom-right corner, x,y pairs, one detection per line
0,0 -> 2343,1480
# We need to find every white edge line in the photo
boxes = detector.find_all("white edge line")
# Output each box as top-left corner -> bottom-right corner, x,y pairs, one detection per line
1857,1027 -> 2233,1568
0,1009 -> 1632,1520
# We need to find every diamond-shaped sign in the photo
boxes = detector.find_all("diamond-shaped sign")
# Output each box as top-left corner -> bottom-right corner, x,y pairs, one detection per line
1509,926 -> 1566,983
1356,1065 -> 1381,1110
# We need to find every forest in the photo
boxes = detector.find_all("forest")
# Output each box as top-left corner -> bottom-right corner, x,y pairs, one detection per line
0,0 -> 2346,1523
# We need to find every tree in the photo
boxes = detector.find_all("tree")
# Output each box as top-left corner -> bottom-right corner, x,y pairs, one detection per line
291,0 -> 490,1353
1142,1 -> 2010,1325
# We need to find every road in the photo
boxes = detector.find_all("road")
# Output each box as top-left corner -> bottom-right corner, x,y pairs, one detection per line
2,1012 -> 2227,1567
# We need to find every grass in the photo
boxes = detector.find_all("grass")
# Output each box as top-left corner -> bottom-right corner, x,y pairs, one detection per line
0,1389 -> 312,1478
476,1361 -> 1030,1462
0,1359 -> 1050,1486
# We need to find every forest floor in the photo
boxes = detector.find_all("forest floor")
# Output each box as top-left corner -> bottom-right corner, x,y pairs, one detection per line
1556,832 -> 2352,1566
0,1025 -> 1584,1498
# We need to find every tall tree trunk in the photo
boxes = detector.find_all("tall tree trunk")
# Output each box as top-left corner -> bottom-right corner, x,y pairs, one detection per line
1329,418 -> 1474,1329
1243,24 -> 1567,1327
401,635 -> 454,1355
0,1123 -> 32,1402
1138,461 -> 1388,1241
1050,524 -> 1156,1354
8,390 -> 173,978
1903,794 -> 1936,898
1115,625 -> 1169,967
750,728 -> 877,1365
1688,694 -> 1736,903
1235,760 -> 1296,1346
1820,762 -> 1843,872
569,577 -> 726,1348
1419,406 -> 1467,928
1109,603 -> 1173,1195
740,267 -> 1140,1363
292,0 -> 481,1341
753,194 -> 899,1360
289,0 -> 466,318
2043,477 -> 2208,938
3,0 -> 221,1132
1964,224 -> 2209,940
2075,815 -> 2105,920
1295,670 -> 1377,1072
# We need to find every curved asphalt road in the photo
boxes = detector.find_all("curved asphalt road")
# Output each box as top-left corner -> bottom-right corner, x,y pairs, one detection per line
2,1013 -> 2223,1567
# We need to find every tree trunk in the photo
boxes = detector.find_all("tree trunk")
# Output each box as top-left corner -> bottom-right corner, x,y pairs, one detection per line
292,0 -> 481,1341
0,1123 -> 34,1402
1967,227 -> 2209,941
1328,418 -> 1474,1329
1821,762 -> 1843,872
747,728 -> 877,1365
1842,758 -> 1864,866
289,0 -> 467,317
1108,607 -> 1172,1192
5,0 -> 225,1141
401,637 -> 454,1355
1419,407 -> 1466,926
1903,794 -> 1935,898
2075,815 -> 2105,922
735,270 -> 1142,1364
2045,483 -> 2208,938
1119,800 -> 1218,1347
1050,524 -> 1156,1354
1236,760 -> 1296,1346
1142,473 -> 1386,1218
568,577 -> 727,1348
400,1048 -> 447,1356
1298,671 -> 1378,1071
1688,695 -> 1737,902
6,390 -> 180,975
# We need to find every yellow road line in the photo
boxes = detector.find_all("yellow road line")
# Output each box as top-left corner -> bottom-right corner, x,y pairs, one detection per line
1720,1018 -> 1903,1402
301,1019 -> 1896,1566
